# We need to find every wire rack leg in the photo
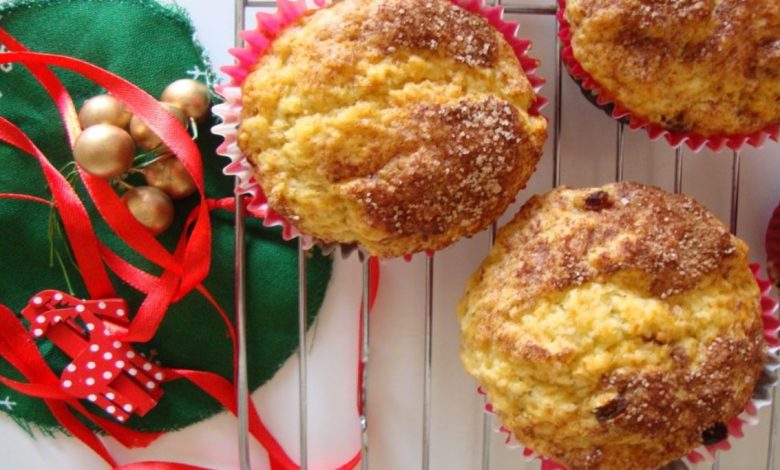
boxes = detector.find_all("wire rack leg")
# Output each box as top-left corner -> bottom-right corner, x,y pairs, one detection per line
477,2 -> 505,467
298,241 -> 309,469
729,151 -> 741,235
360,258 -> 371,470
422,255 -> 435,470
480,223 -> 498,470
615,123 -> 625,182
712,151 -> 742,470
768,383 -> 779,470
235,192 -> 250,470
552,17 -> 563,188
673,148 -> 684,194
480,393 -> 491,470
233,1 -> 251,469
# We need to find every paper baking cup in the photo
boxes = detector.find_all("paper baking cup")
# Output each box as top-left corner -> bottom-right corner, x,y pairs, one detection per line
211,0 -> 547,257
478,263 -> 780,469
557,0 -> 780,153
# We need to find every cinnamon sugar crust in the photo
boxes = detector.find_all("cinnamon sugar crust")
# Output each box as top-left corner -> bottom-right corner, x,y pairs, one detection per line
363,0 -> 499,67
505,182 -> 736,300
458,182 -> 766,469
343,97 -> 540,238
564,0 -> 780,136
239,0 -> 546,257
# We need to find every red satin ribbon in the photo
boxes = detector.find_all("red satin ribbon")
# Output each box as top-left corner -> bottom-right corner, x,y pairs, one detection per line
0,52 -> 210,308
0,193 -> 52,205
0,27 -> 378,470
115,464 -> 212,470
0,34 -> 207,308
0,115 -> 115,299
0,28 -> 81,146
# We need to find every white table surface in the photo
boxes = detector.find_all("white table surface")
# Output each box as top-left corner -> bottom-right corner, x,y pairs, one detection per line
1,1 -> 779,469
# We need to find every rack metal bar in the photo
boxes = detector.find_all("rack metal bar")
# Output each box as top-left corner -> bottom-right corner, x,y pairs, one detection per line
298,242 -> 309,469
673,148 -> 684,194
480,394 -> 491,470
504,6 -> 558,15
729,151 -> 741,235
615,123 -> 625,182
246,0 -> 278,7
360,259 -> 371,470
422,255 -> 435,470
552,19 -> 563,188
477,2 -> 507,468
233,1 -> 251,469
246,0 -> 559,13
712,151 -> 741,470
769,386 -> 779,470
480,222 -> 499,470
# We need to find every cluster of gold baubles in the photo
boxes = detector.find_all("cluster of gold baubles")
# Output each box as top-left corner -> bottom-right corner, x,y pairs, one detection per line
73,79 -> 211,235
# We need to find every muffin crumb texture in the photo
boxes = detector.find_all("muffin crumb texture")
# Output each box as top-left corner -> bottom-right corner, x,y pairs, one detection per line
565,0 -> 780,136
458,182 -> 766,470
239,0 -> 547,257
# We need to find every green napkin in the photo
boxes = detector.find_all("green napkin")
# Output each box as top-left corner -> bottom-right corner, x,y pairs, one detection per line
0,0 -> 332,434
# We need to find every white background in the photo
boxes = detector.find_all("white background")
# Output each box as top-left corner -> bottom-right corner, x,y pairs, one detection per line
1,0 -> 779,469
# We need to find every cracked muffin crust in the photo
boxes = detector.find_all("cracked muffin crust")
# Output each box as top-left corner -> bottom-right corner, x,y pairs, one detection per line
458,182 -> 766,470
238,0 -> 547,257
564,0 -> 780,136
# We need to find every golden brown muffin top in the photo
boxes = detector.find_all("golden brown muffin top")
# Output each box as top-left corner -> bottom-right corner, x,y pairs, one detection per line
507,182 -> 736,301
564,0 -> 780,136
459,182 -> 766,469
239,0 -> 547,257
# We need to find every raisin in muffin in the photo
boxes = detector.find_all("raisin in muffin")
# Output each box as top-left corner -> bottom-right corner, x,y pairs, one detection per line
239,0 -> 547,257
459,182 -> 766,469
563,0 -> 780,136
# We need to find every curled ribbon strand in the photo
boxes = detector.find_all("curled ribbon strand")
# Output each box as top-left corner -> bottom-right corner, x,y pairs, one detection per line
0,115 -> 115,299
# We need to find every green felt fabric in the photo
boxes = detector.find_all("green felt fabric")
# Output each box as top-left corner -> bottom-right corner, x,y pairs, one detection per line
0,0 -> 333,434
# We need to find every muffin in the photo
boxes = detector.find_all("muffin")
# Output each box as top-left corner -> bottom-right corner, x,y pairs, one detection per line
562,0 -> 780,137
458,182 -> 767,470
238,0 -> 547,257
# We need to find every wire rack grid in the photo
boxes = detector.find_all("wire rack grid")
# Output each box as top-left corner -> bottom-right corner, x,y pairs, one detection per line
230,1 -> 780,469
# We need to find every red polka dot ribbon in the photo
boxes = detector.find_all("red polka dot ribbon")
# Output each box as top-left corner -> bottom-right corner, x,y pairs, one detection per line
22,290 -> 165,424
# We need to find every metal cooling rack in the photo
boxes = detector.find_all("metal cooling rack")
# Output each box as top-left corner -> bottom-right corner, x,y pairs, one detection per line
230,1 -> 780,469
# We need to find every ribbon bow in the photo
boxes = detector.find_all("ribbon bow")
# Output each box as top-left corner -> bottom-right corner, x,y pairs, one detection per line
22,290 -> 165,423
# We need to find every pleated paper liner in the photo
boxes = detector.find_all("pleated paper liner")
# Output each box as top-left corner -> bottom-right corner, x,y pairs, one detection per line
478,263 -> 780,470
212,0 -> 547,259
557,0 -> 780,153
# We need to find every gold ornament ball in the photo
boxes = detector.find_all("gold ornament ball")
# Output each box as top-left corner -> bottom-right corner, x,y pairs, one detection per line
78,94 -> 132,130
122,186 -> 175,236
72,124 -> 135,178
144,154 -> 197,199
129,102 -> 188,152
161,79 -> 211,122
